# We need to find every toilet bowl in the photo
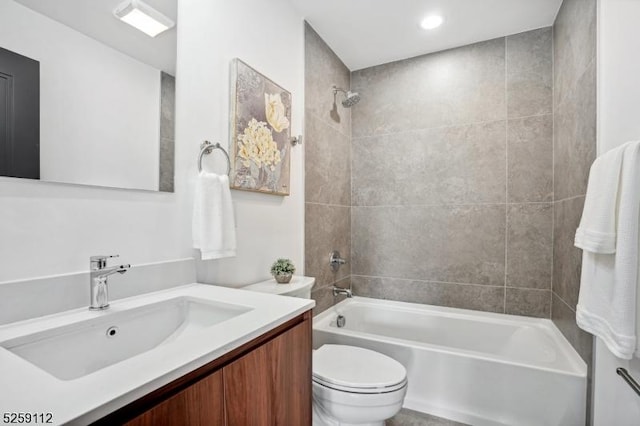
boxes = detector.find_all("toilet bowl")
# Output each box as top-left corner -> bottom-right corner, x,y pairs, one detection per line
243,277 -> 408,425
312,344 -> 407,426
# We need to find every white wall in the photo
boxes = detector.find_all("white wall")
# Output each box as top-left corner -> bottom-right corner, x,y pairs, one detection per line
180,0 -> 305,287
0,0 -> 305,288
593,339 -> 640,425
597,0 -> 640,154
0,0 -> 161,191
593,1 -> 640,424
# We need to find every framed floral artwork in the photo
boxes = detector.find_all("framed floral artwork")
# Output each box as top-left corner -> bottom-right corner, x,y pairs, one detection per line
229,59 -> 291,196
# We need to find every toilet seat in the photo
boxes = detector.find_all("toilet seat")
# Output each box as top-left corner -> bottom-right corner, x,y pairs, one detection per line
312,345 -> 407,394
313,376 -> 407,394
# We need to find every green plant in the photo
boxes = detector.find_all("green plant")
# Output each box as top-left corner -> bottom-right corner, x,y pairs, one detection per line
271,258 -> 295,275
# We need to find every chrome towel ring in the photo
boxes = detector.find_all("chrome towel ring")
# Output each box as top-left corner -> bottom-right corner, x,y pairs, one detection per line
198,140 -> 231,175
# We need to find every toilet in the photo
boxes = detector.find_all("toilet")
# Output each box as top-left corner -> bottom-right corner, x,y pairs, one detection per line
312,344 -> 407,425
244,276 -> 408,425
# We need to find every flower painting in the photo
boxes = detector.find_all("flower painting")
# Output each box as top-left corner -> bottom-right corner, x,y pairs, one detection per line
230,59 -> 291,195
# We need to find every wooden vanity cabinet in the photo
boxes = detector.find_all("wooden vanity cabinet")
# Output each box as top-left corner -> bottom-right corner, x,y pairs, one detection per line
224,312 -> 311,425
96,311 -> 312,426
125,370 -> 225,426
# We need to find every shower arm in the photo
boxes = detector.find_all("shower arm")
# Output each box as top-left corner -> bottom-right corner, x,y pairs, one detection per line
332,86 -> 347,95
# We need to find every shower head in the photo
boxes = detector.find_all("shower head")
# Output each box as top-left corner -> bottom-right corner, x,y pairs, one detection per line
342,91 -> 361,107
333,86 -> 361,108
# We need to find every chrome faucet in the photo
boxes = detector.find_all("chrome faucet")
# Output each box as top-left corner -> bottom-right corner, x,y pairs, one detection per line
332,286 -> 352,298
329,250 -> 347,272
89,255 -> 130,310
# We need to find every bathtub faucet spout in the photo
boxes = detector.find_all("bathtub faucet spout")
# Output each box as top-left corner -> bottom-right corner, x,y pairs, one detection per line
332,286 -> 352,298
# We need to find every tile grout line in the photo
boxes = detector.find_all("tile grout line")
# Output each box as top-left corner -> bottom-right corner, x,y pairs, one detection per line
336,273 -> 551,292
351,274 -> 552,292
351,201 -> 555,209
351,113 -> 554,141
347,69 -> 353,297
554,291 -> 578,314
504,35 -> 509,314
305,201 -> 351,208
506,286 -> 551,292
312,275 -> 352,292
555,194 -> 587,203
551,24 -> 556,320
350,274 -> 522,290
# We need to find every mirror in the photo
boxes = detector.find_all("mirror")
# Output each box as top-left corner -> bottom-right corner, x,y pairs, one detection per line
0,0 -> 177,192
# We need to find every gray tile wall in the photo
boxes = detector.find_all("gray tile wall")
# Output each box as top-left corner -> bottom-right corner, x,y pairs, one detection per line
350,28 -> 554,318
159,72 -> 175,192
552,0 -> 597,369
304,23 -> 352,314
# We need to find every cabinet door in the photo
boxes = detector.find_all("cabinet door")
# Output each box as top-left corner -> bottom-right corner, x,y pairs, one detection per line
125,369 -> 225,426
224,319 -> 312,426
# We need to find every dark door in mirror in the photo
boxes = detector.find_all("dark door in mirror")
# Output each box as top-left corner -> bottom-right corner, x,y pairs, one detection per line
0,46 -> 39,180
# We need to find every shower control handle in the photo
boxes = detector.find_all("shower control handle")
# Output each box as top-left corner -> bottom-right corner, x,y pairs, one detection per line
329,250 -> 347,272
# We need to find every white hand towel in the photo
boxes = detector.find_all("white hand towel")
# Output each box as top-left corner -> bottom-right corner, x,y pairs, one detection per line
576,141 -> 640,360
192,172 -> 236,260
575,143 -> 627,253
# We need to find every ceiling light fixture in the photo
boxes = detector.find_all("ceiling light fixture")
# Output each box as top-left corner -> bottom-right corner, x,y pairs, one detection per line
113,0 -> 175,38
420,15 -> 444,30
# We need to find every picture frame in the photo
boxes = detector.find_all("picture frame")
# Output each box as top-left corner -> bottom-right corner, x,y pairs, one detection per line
229,59 -> 291,196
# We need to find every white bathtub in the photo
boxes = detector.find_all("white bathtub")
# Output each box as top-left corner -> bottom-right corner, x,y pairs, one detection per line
313,297 -> 587,426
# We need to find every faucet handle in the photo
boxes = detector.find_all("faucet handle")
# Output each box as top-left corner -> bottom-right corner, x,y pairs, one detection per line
329,250 -> 347,272
90,255 -> 119,270
90,255 -> 119,261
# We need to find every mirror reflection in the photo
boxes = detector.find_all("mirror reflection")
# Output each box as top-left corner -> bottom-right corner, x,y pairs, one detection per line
0,0 -> 177,192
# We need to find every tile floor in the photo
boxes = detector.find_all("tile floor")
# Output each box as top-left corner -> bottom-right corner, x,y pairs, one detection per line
387,409 -> 469,426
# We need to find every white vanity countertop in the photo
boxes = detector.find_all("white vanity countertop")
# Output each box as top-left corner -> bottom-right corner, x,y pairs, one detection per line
0,283 -> 314,425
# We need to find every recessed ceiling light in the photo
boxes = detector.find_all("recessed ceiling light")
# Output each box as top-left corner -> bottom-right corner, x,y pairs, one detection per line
421,15 -> 444,30
114,0 -> 175,38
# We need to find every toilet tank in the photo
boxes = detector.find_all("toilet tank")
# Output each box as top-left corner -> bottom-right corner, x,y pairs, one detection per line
242,276 -> 315,299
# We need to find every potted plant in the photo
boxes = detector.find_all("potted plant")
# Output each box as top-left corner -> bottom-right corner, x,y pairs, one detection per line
271,258 -> 295,284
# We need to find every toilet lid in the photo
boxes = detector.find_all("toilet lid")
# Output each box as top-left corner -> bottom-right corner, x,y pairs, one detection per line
313,345 -> 407,393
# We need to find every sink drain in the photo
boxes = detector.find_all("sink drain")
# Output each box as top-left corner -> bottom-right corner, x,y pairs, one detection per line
106,326 -> 119,338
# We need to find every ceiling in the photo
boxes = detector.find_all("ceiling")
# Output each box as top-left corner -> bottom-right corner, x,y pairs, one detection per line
14,0 -> 177,74
289,0 -> 563,70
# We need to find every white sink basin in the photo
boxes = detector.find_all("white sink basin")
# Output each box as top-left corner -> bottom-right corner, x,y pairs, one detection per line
0,284 -> 314,425
0,297 -> 251,380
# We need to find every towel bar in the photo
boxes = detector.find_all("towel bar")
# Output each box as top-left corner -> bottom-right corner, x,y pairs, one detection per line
198,141 -> 231,175
616,368 -> 640,397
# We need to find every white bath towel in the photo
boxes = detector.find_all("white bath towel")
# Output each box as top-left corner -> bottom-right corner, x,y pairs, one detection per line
574,145 -> 626,253
192,171 -> 236,260
576,141 -> 640,360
